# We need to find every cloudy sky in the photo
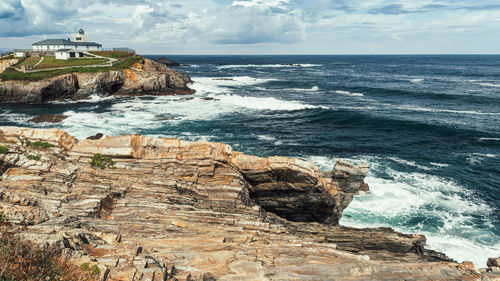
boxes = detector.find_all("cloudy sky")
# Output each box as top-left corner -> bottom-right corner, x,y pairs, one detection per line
1,0 -> 499,54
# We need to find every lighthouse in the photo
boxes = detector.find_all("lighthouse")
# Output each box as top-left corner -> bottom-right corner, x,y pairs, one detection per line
74,28 -> 89,42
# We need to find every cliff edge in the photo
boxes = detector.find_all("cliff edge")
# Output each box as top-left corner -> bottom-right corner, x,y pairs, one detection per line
0,58 -> 194,103
0,127 -> 487,280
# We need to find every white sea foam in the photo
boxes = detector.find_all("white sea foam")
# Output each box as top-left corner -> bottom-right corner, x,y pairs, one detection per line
341,170 -> 497,267
217,64 -> 321,69
190,76 -> 276,94
410,78 -> 424,83
388,157 -> 432,171
0,111 -> 31,124
391,104 -> 500,116
286,86 -> 320,92
479,137 -> 500,141
257,135 -> 276,141
335,90 -> 364,97
49,94 -> 116,104
478,82 -> 500,87
56,86 -> 325,139
215,94 -> 327,111
429,162 -> 449,168
466,153 -> 497,165
307,155 -> 498,267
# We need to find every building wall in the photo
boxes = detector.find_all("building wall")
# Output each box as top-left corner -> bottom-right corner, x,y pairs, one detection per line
55,52 -> 69,60
33,45 -> 102,52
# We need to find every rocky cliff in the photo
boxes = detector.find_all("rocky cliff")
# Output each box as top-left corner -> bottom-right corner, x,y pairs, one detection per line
0,127 -> 490,280
0,58 -> 194,103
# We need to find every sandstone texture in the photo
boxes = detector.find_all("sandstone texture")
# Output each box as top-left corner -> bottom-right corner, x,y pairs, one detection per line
0,127 -> 488,280
0,58 -> 194,103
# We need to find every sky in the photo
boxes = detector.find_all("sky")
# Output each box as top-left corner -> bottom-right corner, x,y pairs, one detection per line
0,0 -> 499,54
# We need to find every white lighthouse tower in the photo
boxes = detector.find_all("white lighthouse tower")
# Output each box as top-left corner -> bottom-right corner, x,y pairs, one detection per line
74,28 -> 89,42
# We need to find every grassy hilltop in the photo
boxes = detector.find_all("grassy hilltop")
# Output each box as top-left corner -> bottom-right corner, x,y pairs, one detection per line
0,51 -> 141,81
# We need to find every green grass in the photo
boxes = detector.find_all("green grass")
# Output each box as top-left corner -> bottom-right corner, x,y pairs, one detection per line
25,140 -> 55,149
0,56 -> 143,81
89,51 -> 132,59
80,263 -> 100,276
0,145 -> 8,154
27,154 -> 41,161
1,55 -> 15,60
35,56 -> 109,70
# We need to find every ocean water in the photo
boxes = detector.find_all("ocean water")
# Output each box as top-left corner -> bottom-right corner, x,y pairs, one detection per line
0,55 -> 499,266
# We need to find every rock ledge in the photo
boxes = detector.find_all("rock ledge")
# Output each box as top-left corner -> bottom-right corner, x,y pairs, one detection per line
0,127 -> 486,280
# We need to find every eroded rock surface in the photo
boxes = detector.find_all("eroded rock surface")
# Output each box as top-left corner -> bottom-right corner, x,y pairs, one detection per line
0,58 -> 194,103
0,127 -> 485,280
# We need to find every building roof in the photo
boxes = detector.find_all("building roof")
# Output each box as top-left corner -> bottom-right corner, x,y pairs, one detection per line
32,39 -> 102,47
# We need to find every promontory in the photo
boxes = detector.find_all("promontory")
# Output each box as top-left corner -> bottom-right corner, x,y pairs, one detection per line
0,55 -> 193,103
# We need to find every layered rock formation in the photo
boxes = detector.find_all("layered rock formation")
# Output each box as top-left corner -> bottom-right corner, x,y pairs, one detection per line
0,58 -> 194,102
0,127 -> 487,280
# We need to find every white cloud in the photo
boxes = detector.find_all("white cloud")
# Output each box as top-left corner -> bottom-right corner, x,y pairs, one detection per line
232,0 -> 289,8
0,0 -> 499,54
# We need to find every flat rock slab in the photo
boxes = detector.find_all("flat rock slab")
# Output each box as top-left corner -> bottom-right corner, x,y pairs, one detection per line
28,114 -> 68,123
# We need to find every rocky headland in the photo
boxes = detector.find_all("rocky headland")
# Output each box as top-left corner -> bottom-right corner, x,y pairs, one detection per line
0,126 -> 497,280
0,58 -> 194,103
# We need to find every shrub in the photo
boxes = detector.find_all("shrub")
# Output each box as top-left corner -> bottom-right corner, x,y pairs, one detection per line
0,145 -> 8,154
0,231 -> 99,281
80,263 -> 101,276
27,154 -> 41,161
0,211 -> 4,223
25,140 -> 55,149
89,153 -> 115,170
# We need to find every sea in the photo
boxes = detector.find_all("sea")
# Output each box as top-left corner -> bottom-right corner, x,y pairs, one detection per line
0,55 -> 499,266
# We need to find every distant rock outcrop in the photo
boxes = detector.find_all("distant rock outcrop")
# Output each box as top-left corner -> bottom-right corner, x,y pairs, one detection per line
0,58 -> 194,103
0,126 -> 485,280
28,114 -> 68,123
153,57 -> 181,67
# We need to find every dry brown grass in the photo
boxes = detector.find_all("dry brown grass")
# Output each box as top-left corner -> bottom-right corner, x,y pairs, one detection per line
0,222 -> 100,281
17,57 -> 42,68
89,51 -> 132,59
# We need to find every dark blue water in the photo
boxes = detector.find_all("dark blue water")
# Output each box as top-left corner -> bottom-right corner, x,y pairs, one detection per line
1,55 -> 499,265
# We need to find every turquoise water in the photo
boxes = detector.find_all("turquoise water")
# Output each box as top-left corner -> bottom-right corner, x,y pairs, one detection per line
0,55 -> 499,266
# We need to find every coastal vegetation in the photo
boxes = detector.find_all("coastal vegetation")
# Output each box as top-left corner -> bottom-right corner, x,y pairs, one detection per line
0,55 -> 14,60
89,153 -> 116,169
0,145 -> 8,154
25,140 -> 55,149
0,56 -> 143,81
27,154 -> 41,161
0,230 -> 99,281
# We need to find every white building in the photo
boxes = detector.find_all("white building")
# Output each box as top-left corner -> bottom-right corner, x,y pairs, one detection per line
32,39 -> 102,52
55,49 -> 84,60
